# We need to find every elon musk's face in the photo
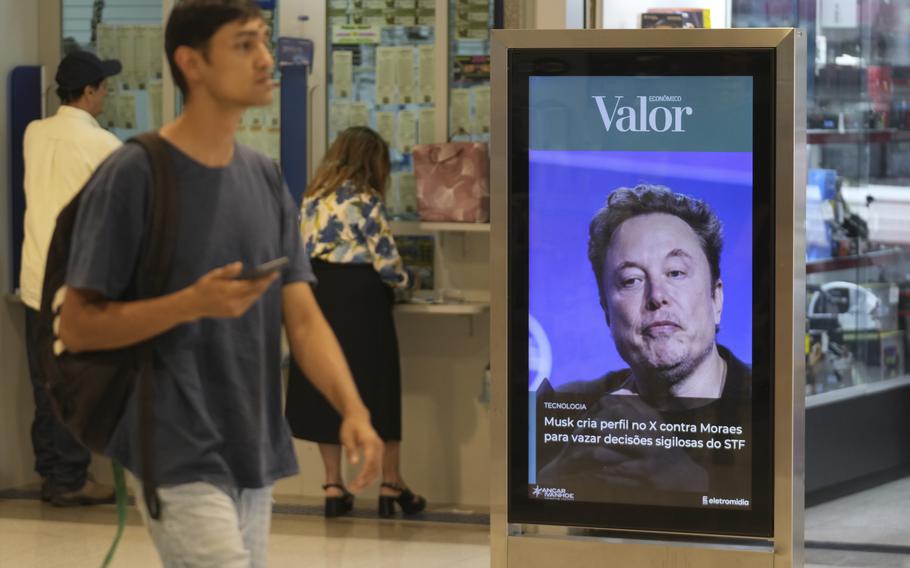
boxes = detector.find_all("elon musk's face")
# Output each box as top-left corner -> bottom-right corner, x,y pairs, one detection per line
601,213 -> 723,384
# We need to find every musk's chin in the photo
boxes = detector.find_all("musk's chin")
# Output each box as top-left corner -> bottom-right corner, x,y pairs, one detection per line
630,343 -> 715,387
629,357 -> 688,384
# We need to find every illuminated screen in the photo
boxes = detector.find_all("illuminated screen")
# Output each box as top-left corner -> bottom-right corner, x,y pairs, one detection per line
508,50 -> 775,537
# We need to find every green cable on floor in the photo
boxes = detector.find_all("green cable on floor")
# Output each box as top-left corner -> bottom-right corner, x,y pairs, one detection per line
100,461 -> 128,568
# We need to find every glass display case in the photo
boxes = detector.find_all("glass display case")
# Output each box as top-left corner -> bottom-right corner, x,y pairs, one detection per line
323,0 -> 496,216
805,249 -> 910,395
449,0 -> 493,142
236,4 -> 282,161
594,0 -> 910,496
326,0 -> 437,221
731,0 -> 910,396
323,0 -> 496,303
62,0 -> 165,139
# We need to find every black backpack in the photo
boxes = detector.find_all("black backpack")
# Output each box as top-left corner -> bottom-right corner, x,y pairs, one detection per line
36,131 -> 177,519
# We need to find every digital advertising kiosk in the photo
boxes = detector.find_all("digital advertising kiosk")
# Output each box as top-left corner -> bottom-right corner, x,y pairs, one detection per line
490,29 -> 806,567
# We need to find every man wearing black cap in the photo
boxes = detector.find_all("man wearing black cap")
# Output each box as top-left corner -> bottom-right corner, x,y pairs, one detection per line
19,49 -> 122,507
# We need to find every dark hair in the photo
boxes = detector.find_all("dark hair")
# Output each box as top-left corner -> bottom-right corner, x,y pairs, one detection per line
56,78 -> 103,105
306,127 -> 391,199
588,184 -> 724,305
164,0 -> 262,99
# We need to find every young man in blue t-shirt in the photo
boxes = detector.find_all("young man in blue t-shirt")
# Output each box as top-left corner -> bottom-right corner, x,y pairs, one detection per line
58,1 -> 383,565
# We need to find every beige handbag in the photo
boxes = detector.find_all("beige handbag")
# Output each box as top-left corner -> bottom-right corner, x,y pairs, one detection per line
412,142 -> 490,223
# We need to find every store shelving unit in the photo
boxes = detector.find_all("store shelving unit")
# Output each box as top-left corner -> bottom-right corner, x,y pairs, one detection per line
390,220 -> 490,233
733,0 -> 910,500
301,0 -> 497,509
394,301 -> 489,315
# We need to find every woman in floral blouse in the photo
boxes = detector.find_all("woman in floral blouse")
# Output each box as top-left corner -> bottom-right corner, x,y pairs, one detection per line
285,126 -> 425,518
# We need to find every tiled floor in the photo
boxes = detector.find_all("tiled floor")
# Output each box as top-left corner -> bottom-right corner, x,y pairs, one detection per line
804,476 -> 910,568
806,476 -> 910,546
1,477 -> 909,567
0,498 -> 490,568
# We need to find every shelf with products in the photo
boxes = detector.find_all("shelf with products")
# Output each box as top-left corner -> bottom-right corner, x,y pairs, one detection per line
237,5 -> 281,161
448,0 -> 493,142
92,21 -> 166,139
730,0 -> 910,501
326,12 -> 438,221
394,300 -> 488,315
807,129 -> 910,144
58,0 -> 167,136
390,220 -> 490,233
805,245 -> 910,397
322,0 -> 496,337
806,247 -> 904,275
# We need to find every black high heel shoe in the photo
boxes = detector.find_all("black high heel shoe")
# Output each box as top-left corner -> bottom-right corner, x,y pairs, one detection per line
323,483 -> 354,518
378,482 -> 427,518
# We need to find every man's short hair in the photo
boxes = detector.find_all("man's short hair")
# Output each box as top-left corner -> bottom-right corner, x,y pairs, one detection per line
164,0 -> 262,99
56,78 -> 103,105
588,184 -> 724,305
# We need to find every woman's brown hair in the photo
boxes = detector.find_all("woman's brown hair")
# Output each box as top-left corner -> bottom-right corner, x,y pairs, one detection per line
305,126 -> 391,199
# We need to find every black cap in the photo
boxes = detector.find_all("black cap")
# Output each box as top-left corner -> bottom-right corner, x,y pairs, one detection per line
55,50 -> 122,90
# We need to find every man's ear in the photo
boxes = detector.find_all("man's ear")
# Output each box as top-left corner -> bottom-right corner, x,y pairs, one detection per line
712,279 -> 724,326
174,45 -> 204,88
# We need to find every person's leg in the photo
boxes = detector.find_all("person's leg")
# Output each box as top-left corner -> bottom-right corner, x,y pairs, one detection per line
237,485 -> 273,568
24,308 -> 91,495
48,423 -> 91,493
25,308 -> 57,498
380,440 -> 403,493
318,443 -> 345,497
379,441 -> 426,516
319,442 -> 354,517
133,479 -> 250,568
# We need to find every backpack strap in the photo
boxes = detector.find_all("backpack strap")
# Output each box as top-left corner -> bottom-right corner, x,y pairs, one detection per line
127,132 -> 178,520
133,132 -> 178,297
270,160 -> 286,242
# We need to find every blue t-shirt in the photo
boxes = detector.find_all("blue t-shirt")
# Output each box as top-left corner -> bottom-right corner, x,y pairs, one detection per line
66,141 -> 315,489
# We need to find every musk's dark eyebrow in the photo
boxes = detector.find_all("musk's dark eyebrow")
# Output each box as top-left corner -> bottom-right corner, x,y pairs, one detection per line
614,261 -> 644,273
666,248 -> 693,261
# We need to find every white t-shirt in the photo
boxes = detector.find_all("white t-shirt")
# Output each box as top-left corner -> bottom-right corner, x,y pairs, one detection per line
19,105 -> 122,310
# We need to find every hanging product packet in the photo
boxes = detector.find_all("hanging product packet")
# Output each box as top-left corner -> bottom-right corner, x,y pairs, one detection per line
412,141 -> 490,223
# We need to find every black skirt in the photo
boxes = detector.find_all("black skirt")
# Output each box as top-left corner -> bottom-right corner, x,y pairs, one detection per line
285,259 -> 402,443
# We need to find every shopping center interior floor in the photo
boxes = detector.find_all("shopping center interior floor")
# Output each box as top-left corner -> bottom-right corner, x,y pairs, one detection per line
1,475 -> 909,567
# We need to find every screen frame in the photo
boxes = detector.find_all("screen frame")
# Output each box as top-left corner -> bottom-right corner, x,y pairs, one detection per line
506,47 -> 776,538
489,28 -> 806,565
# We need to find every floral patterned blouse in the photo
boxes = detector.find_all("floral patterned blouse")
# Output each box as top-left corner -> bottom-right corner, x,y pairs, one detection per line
301,180 -> 410,288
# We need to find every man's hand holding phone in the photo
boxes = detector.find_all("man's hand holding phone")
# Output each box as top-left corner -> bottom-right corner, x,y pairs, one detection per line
235,257 -> 289,280
184,258 -> 287,320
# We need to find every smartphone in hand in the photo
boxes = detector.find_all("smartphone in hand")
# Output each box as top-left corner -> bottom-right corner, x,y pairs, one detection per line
235,257 -> 289,280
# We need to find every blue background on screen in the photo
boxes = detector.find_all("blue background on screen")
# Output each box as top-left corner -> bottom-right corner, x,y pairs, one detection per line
529,150 -> 753,389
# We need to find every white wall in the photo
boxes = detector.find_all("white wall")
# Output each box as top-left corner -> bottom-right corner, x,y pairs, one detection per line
601,0 -> 730,29
535,0 -> 567,29
0,2 -> 40,491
